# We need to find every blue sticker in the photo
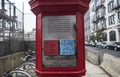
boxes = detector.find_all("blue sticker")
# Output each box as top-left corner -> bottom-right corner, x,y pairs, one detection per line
60,39 -> 75,55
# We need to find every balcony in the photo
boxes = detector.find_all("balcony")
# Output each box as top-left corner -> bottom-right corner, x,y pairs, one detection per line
92,18 -> 97,23
92,13 -> 105,23
95,24 -> 106,31
96,11 -> 105,20
96,14 -> 105,20
101,23 -> 106,29
95,0 -> 104,11
100,27 -> 106,31
95,4 -> 104,11
92,15 -> 97,23
100,13 -> 105,19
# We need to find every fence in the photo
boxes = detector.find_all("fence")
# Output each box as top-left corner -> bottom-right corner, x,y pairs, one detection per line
0,0 -> 24,57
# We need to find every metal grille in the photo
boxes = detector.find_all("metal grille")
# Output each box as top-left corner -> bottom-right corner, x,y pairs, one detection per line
0,0 -> 24,57
48,19 -> 70,33
42,16 -> 76,40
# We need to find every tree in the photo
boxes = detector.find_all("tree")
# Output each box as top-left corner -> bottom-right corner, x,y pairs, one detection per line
95,29 -> 103,42
90,34 -> 96,42
90,29 -> 104,42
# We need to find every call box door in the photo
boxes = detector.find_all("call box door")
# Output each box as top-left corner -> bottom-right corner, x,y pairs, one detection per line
42,15 -> 77,68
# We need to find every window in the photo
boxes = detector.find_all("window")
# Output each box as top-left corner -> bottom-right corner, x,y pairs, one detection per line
108,15 -> 115,25
117,0 -> 120,6
92,4 -> 95,11
103,32 -> 107,41
102,7 -> 106,16
108,1 -> 114,12
95,0 -> 102,8
96,11 -> 100,18
109,31 -> 116,41
93,24 -> 97,31
88,26 -> 90,29
113,0 -> 120,9
102,0 -> 105,3
101,19 -> 106,28
97,21 -> 101,29
118,12 -> 120,20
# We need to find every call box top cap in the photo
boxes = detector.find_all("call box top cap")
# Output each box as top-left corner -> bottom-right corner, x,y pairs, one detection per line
29,0 -> 91,15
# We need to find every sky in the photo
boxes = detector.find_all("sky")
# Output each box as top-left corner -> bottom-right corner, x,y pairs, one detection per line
10,0 -> 36,33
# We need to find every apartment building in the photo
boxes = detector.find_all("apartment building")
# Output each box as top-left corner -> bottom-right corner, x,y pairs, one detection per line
89,0 -> 120,43
84,10 -> 90,42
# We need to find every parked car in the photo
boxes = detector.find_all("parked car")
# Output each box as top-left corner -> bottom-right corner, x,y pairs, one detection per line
105,42 -> 120,51
96,42 -> 107,48
89,41 -> 96,47
102,42 -> 107,49
85,41 -> 90,46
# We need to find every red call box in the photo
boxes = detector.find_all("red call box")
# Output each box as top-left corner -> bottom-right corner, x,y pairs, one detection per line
29,0 -> 90,77
44,40 -> 59,56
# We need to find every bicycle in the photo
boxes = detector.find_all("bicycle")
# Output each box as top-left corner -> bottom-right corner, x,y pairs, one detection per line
4,70 -> 32,77
21,51 -> 36,63
16,62 -> 36,75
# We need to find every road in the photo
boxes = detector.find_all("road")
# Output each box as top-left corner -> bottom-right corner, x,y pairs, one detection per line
85,46 -> 120,63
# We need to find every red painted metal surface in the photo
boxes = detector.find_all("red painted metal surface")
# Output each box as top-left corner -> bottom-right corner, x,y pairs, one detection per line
29,0 -> 90,77
29,0 -> 90,15
44,40 -> 59,56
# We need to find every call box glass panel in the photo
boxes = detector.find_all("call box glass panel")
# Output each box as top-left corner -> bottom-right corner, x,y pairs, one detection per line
42,15 -> 77,68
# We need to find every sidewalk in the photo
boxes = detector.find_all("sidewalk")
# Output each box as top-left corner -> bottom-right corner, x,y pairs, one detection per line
15,60 -> 110,77
83,61 -> 110,77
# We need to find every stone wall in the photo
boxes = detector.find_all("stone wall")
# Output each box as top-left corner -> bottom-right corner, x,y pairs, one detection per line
0,52 -> 25,77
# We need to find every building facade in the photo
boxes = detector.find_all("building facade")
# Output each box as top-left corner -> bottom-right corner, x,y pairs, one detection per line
84,10 -> 90,42
89,0 -> 120,43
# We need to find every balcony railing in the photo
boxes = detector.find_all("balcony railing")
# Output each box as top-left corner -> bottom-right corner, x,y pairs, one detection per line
100,13 -> 105,18
92,13 -> 105,23
95,25 -> 106,31
96,13 -> 105,20
96,14 -> 100,19
92,18 -> 97,23
95,0 -> 104,11
100,27 -> 106,31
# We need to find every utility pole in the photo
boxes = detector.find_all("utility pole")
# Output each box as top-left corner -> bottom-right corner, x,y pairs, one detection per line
22,2 -> 25,50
